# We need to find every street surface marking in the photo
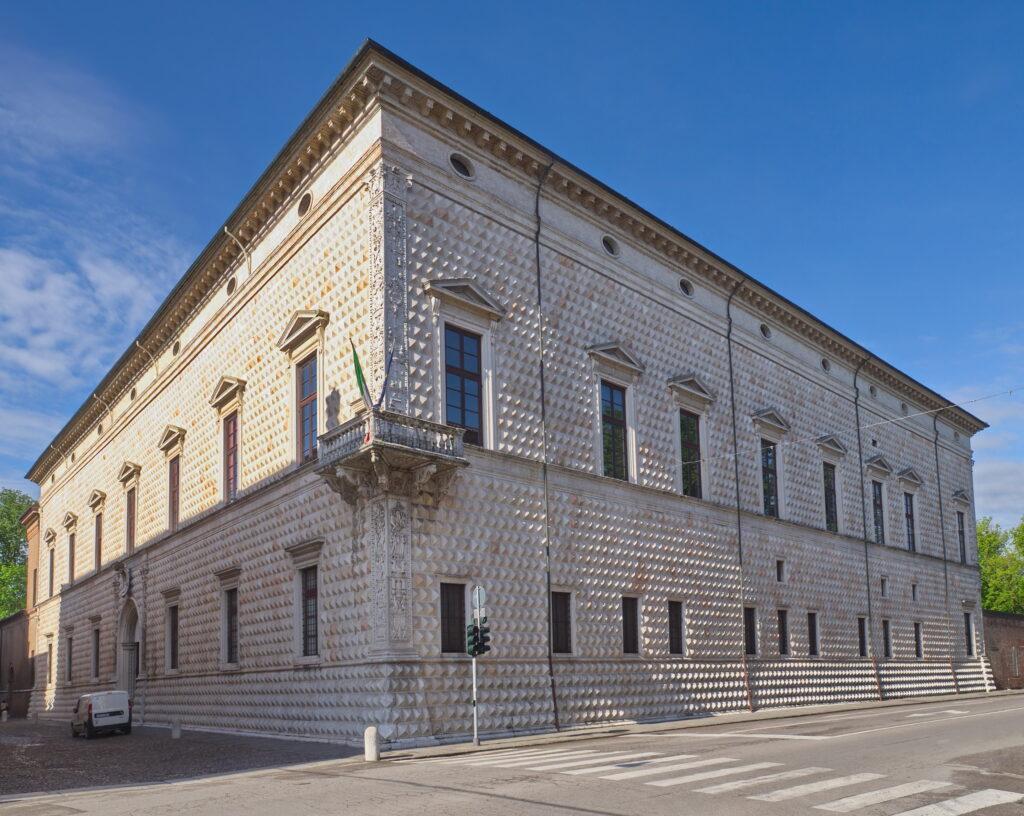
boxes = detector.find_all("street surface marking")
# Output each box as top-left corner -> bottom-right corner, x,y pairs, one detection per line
600,757 -> 737,781
750,773 -> 886,802
426,748 -> 561,763
457,749 -> 593,765
906,710 -> 967,718
696,767 -> 832,794
525,752 -> 661,770
646,762 -> 782,788
561,754 -> 698,775
832,704 -> 1024,738
470,750 -> 599,767
815,780 -> 955,812
889,788 -> 1024,815
649,731 -> 832,741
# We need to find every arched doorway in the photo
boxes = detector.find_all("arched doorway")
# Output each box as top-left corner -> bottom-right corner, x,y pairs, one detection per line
116,598 -> 141,702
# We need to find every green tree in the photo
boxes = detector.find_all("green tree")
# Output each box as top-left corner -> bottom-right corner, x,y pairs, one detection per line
976,516 -> 1024,614
0,488 -> 35,618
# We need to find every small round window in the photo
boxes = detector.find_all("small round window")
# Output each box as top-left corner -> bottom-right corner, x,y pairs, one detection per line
820,358 -> 831,372
601,235 -> 620,257
226,276 -> 237,296
759,323 -> 772,340
679,278 -> 694,298
901,402 -> 909,416
130,387 -> 137,401
172,340 -> 181,356
297,192 -> 312,217
70,452 -> 76,463
98,423 -> 104,436
869,385 -> 878,398
449,152 -> 475,179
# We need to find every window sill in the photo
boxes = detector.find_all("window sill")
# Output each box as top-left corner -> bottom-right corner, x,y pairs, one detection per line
293,656 -> 322,668
439,652 -> 470,659
219,662 -> 241,672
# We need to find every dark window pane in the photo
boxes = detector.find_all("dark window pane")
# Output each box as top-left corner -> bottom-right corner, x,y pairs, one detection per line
904,492 -> 916,552
168,605 -> 179,670
622,597 -> 639,654
444,325 -> 483,446
68,533 -> 75,583
168,455 -> 180,530
858,617 -> 868,657
872,481 -> 885,544
807,612 -> 819,656
94,513 -> 102,570
882,619 -> 892,659
964,612 -> 974,656
914,622 -> 923,659
744,607 -> 758,655
301,566 -> 318,657
602,381 -> 629,481
126,487 -> 136,553
957,512 -> 967,564
778,609 -> 789,655
297,355 -> 318,462
225,588 -> 238,664
440,583 -> 466,653
668,600 -> 685,655
823,462 -> 838,533
679,411 -> 702,499
761,439 -> 779,517
551,592 -> 572,654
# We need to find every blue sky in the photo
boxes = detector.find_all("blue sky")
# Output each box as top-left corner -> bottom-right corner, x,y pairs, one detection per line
1,2 -> 1022,525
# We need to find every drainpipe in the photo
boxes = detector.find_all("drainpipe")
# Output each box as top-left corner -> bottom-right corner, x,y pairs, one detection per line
135,340 -> 159,377
932,412 -> 959,693
724,276 -> 754,711
853,356 -> 882,699
532,162 -> 560,731
222,225 -> 252,277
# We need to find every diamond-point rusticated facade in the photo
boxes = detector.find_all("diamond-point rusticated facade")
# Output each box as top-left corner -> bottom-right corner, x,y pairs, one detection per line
21,41 -> 991,747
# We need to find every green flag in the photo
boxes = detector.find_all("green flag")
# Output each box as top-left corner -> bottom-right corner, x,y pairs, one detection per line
350,339 -> 374,411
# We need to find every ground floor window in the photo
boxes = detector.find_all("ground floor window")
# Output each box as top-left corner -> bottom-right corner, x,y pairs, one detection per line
65,637 -> 73,682
777,609 -> 789,656
668,601 -> 686,656
744,606 -> 758,656
807,612 -> 819,657
440,582 -> 466,654
964,612 -> 974,657
551,591 -> 572,654
301,566 -> 318,657
224,588 -> 239,665
858,616 -> 868,657
622,597 -> 640,654
882,619 -> 892,659
913,621 -> 923,659
167,605 -> 179,670
91,628 -> 100,678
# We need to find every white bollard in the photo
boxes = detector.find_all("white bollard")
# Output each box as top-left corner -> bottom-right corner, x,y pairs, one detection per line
171,717 -> 181,739
364,725 -> 379,762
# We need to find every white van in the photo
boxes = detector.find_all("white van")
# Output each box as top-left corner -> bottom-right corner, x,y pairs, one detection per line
70,691 -> 132,738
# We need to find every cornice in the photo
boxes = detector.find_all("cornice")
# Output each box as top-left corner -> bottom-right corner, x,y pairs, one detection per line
27,40 -> 986,485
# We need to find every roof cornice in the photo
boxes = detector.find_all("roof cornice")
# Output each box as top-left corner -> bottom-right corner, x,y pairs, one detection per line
27,40 -> 986,484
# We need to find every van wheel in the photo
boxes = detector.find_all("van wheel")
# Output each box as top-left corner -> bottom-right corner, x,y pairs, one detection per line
85,724 -> 95,740
123,722 -> 132,735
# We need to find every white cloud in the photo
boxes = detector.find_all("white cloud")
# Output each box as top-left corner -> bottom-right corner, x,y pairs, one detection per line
974,458 -> 1024,528
0,407 -> 66,461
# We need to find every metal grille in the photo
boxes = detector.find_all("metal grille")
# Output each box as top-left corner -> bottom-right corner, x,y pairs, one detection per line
297,354 -> 318,462
872,480 -> 885,544
551,591 -> 572,654
168,605 -> 179,669
301,566 -> 318,657
669,600 -> 685,655
439,583 -> 465,653
823,462 -> 838,532
761,439 -> 779,517
904,492 -> 916,552
679,410 -> 702,498
778,609 -> 789,655
621,596 -> 639,654
225,588 -> 239,664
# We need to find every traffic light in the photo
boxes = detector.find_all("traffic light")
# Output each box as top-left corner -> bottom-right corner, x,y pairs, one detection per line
466,622 -> 480,656
477,618 -> 491,655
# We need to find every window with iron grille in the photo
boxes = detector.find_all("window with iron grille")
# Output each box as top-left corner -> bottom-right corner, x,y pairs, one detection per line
301,566 -> 318,657
67,533 -> 75,583
761,439 -> 779,517
964,612 -> 974,656
622,597 -> 639,654
858,616 -> 868,657
957,511 -> 967,564
823,462 -> 838,532
225,588 -> 239,664
777,609 -> 789,655
168,455 -> 180,531
65,637 -> 73,682
47,643 -> 52,684
91,628 -> 100,678
48,549 -> 54,598
440,582 -> 466,653
744,606 -> 758,656
444,325 -> 482,445
913,621 -> 923,659
872,480 -> 885,544
223,411 -> 239,501
882,618 -> 892,658
668,600 -> 685,656
904,492 -> 916,552
125,487 -> 136,553
602,381 -> 629,481
297,354 -> 318,463
94,513 -> 102,570
551,591 -> 572,654
807,612 -> 819,656
679,410 -> 702,498
167,605 -> 179,670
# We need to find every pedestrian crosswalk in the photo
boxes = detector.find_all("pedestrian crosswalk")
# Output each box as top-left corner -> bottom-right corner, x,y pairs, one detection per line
419,746 -> 1024,814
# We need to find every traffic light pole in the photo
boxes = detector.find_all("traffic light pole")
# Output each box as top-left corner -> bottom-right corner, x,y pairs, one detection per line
471,653 -> 479,746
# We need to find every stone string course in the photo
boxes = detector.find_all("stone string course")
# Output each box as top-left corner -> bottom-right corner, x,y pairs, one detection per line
22,48 -> 991,747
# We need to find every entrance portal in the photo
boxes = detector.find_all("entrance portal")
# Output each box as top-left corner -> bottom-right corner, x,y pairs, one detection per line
116,599 -> 140,706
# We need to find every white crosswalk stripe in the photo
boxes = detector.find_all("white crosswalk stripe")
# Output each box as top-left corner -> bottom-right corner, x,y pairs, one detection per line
561,754 -> 698,776
646,761 -> 782,788
469,750 -> 599,767
427,748 -> 562,764
525,752 -> 661,770
600,757 -> 737,781
815,780 -> 955,812
455,748 -> 591,764
889,788 -> 1024,816
750,773 -> 886,802
696,767 -> 832,794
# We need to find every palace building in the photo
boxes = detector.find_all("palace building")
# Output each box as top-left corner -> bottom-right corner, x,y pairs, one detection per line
21,41 -> 991,745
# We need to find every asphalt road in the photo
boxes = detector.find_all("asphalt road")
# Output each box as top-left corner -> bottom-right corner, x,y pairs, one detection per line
3,695 -> 1024,815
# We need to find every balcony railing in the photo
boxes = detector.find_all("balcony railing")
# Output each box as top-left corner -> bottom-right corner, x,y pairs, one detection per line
319,409 -> 466,469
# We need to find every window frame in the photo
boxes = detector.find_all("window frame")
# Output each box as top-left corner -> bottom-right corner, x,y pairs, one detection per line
871,479 -> 887,545
668,599 -> 686,657
743,606 -> 759,657
284,540 -> 324,664
822,459 -> 840,533
439,581 -> 468,655
168,454 -> 180,532
442,323 -> 486,447
964,611 -> 975,657
957,511 -> 967,565
676,409 -> 705,500
91,627 -> 100,681
621,595 -> 641,655
777,608 -> 790,656
857,616 -> 868,658
94,512 -> 102,572
166,603 -> 179,672
48,547 -> 54,598
807,611 -> 820,657
760,437 -> 783,519
913,621 -> 923,659
550,590 -> 573,656
223,410 -> 239,503
125,486 -> 137,555
223,587 -> 239,666
65,636 -> 73,683
295,352 -> 320,464
600,379 -> 632,482
882,618 -> 892,659
67,532 -> 75,584
903,490 -> 917,552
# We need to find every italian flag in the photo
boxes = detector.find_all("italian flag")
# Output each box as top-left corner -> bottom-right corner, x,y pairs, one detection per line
350,339 -> 374,412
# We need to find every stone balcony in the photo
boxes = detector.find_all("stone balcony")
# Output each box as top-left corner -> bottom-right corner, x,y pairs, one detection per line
317,409 -> 468,504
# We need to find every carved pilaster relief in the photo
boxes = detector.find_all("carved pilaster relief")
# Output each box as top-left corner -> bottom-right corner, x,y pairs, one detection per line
363,493 -> 414,656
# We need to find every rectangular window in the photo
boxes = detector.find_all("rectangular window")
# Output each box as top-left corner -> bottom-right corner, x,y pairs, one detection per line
880,576 -> 888,597
48,549 -> 54,598
601,381 -> 629,481
823,462 -> 839,533
957,511 -> 967,564
964,612 -> 974,656
904,492 -> 916,552
913,622 -> 923,659
444,325 -> 482,446
440,582 -> 466,654
224,587 -> 239,664
223,411 -> 239,501
65,637 -> 73,682
807,612 -> 819,656
301,565 -> 318,657
761,439 -> 779,517
168,455 -> 180,531
668,600 -> 685,656
91,628 -> 100,678
125,487 -> 136,553
94,513 -> 102,570
67,533 -> 75,583
297,353 -> 318,462
858,616 -> 868,657
911,583 -> 918,602
872,481 -> 885,544
622,596 -> 640,654
882,618 -> 892,658
777,609 -> 789,656
47,642 -> 53,685
776,559 -> 785,583
679,410 -> 702,499
551,591 -> 572,654
744,606 -> 758,656
167,605 -> 179,670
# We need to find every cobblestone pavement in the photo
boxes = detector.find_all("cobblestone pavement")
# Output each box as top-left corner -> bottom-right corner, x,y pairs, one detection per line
0,718 -> 359,796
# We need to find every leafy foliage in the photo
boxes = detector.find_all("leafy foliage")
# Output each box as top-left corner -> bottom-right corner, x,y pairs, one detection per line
977,516 -> 1024,614
0,488 -> 34,619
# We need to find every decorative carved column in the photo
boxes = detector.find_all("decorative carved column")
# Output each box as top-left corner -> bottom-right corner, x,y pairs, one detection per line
367,162 -> 411,414
365,492 -> 414,658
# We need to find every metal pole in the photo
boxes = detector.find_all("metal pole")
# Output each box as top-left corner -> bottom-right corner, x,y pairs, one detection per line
471,654 -> 479,746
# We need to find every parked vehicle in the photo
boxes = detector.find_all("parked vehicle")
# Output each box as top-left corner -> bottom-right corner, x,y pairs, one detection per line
70,691 -> 132,738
